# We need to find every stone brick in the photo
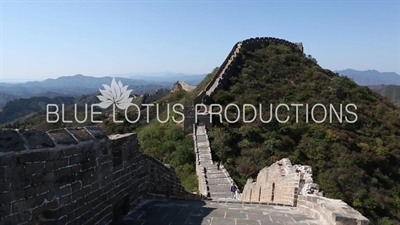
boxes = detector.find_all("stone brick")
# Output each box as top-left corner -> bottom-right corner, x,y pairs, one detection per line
68,153 -> 87,165
76,203 -> 93,216
10,178 -> 29,190
0,166 -> 23,181
76,171 -> 92,182
85,189 -> 102,203
80,160 -> 96,171
12,195 -> 45,214
54,185 -> 71,198
25,162 -> 44,175
0,179 -> 11,193
0,155 -> 18,168
71,181 -> 82,192
72,185 -> 91,199
44,158 -> 68,172
0,203 -> 11,219
47,150 -> 63,160
53,177 -> 74,187
1,190 -> 24,203
27,182 -> 56,196
81,175 -> 97,187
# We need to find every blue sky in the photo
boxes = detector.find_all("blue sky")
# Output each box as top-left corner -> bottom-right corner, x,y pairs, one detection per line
1,0 -> 399,81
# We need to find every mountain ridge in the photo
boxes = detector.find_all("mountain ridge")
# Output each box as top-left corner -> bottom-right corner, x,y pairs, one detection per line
336,69 -> 400,85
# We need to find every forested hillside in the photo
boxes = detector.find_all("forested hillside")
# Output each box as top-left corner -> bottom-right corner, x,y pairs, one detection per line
204,42 -> 400,225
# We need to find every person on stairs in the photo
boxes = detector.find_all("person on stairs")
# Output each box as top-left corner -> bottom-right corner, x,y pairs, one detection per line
217,161 -> 220,170
231,183 -> 237,199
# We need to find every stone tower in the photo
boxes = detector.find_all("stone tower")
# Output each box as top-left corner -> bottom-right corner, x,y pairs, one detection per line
295,42 -> 304,53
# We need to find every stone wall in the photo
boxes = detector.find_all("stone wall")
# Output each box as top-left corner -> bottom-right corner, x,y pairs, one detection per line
0,127 -> 205,225
193,37 -> 304,106
241,158 -> 370,225
296,195 -> 370,225
183,106 -> 215,133
241,158 -> 305,206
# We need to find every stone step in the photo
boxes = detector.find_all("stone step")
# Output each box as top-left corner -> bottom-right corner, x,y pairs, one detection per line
207,183 -> 231,186
206,176 -> 229,179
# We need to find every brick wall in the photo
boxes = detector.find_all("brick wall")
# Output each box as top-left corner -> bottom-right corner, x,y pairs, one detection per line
0,126 -> 205,225
241,158 -> 370,225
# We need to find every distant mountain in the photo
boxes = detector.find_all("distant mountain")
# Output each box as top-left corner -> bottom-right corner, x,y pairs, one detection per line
0,93 -> 19,110
0,96 -> 77,124
0,74 -> 167,107
336,69 -> 400,85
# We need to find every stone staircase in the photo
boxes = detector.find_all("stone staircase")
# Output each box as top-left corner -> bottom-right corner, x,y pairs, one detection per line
194,125 -> 238,200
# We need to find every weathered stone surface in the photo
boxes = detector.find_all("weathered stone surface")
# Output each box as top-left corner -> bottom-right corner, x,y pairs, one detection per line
84,126 -> 108,140
118,199 -> 319,225
47,129 -> 78,145
18,129 -> 55,149
67,127 -> 94,141
193,125 -> 236,199
0,130 -> 26,152
0,126 -> 205,225
241,158 -> 370,225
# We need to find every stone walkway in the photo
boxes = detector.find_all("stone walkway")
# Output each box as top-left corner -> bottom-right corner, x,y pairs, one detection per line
118,199 -> 319,225
195,126 -> 233,199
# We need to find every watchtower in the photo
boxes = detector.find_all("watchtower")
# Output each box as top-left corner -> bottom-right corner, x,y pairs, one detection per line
294,42 -> 304,53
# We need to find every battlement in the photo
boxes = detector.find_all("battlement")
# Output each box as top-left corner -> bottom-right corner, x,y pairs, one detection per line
295,42 -> 304,53
241,158 -> 370,225
0,127 -> 206,224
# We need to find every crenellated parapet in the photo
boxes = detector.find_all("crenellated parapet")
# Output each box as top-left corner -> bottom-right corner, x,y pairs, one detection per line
193,37 -> 304,106
0,127 -> 206,225
240,158 -> 370,225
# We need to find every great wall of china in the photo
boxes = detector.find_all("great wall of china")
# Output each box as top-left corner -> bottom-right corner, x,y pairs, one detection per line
192,124 -> 370,225
0,37 -> 371,224
193,37 -> 304,106
0,127 -> 206,224
0,124 -> 372,225
190,37 -> 370,224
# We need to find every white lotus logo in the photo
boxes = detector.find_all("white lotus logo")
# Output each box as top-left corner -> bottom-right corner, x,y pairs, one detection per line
97,78 -> 133,110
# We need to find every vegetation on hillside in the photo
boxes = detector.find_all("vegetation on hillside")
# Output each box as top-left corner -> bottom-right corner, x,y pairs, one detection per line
206,42 -> 400,225
3,39 -> 400,224
138,123 -> 197,192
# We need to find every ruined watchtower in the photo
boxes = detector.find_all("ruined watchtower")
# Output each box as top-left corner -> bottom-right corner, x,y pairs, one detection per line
295,42 -> 304,53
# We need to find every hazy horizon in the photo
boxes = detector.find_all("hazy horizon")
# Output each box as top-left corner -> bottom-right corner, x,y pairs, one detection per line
0,68 -> 399,85
1,1 -> 399,80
